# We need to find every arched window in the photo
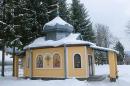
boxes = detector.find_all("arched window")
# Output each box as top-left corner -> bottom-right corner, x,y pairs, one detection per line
53,53 -> 60,68
36,55 -> 43,68
74,54 -> 81,68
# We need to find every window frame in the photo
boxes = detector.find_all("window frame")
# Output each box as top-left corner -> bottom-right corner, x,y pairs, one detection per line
73,53 -> 82,68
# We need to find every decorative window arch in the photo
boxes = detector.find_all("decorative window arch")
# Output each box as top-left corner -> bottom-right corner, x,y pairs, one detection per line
74,54 -> 81,68
36,55 -> 43,68
53,53 -> 60,68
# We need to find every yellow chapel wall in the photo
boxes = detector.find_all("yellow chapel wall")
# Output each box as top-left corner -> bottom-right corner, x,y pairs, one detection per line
67,46 -> 88,78
23,46 -> 94,78
108,51 -> 118,79
24,47 -> 65,78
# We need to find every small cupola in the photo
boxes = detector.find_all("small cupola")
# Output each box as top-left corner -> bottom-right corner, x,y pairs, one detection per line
43,16 -> 74,41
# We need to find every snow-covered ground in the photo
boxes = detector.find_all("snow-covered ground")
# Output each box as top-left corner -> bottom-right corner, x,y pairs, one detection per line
0,66 -> 13,76
0,65 -> 130,86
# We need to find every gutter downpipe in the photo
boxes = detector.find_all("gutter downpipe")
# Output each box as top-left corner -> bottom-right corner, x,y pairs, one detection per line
64,44 -> 67,78
29,47 -> 32,79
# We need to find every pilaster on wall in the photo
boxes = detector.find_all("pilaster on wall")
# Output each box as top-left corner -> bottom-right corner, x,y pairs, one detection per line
14,56 -> 19,77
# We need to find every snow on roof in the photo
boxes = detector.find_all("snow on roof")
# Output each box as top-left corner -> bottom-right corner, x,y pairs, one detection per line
24,33 -> 118,54
24,33 -> 94,49
0,51 -> 12,62
90,45 -> 119,54
43,16 -> 73,28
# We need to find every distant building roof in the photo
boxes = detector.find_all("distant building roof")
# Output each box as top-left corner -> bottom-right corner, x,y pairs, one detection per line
90,45 -> 119,54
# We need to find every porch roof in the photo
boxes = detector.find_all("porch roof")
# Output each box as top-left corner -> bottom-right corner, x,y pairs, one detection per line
90,45 -> 119,54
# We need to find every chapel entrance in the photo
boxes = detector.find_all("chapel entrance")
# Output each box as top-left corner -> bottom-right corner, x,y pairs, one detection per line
88,55 -> 94,76
87,50 -> 118,82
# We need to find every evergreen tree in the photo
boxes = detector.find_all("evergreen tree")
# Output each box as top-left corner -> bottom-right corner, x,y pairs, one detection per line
1,0 -> 70,49
70,0 -> 95,42
114,41 -> 125,64
45,0 -> 57,20
58,0 -> 70,22
0,0 -> 49,76
13,0 -> 69,48
0,0 -> 15,77
13,0 -> 39,48
10,0 -> 49,48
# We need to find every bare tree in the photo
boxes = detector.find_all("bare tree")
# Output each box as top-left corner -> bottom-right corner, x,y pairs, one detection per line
94,24 -> 117,65
95,24 -> 111,48
126,20 -> 130,34
126,20 -> 130,28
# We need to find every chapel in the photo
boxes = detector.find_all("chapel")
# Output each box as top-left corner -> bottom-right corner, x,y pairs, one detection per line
14,16 -> 118,81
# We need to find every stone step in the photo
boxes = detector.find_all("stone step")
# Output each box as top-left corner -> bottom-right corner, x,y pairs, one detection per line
87,75 -> 107,81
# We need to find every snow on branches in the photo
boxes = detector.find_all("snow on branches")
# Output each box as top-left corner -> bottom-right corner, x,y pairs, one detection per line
0,20 -> 6,25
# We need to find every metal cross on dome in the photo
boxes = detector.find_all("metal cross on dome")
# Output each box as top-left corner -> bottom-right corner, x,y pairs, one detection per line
56,2 -> 59,16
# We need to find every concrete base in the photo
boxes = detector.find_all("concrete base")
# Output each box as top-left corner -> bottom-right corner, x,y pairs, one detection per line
116,76 -> 118,79
23,77 -> 66,80
110,78 -> 116,82
87,75 -> 106,81
22,77 -> 88,81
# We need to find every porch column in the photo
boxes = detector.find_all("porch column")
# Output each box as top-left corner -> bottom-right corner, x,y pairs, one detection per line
114,53 -> 118,78
14,55 -> 19,77
108,51 -> 117,82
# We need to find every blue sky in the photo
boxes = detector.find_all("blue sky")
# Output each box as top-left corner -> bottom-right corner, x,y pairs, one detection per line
67,0 -> 130,51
